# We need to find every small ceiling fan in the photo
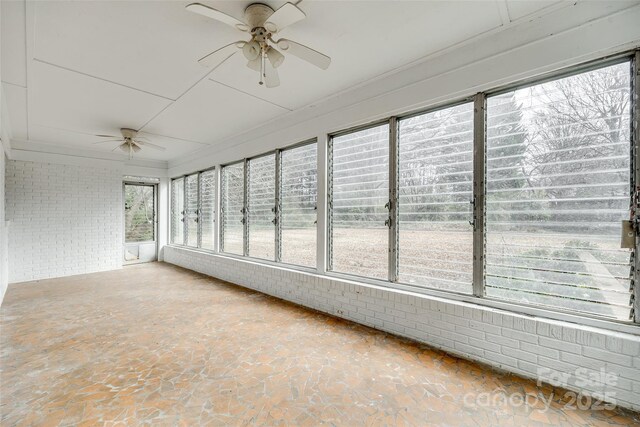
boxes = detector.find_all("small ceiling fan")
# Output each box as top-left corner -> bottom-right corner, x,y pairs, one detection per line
93,128 -> 166,159
186,2 -> 331,88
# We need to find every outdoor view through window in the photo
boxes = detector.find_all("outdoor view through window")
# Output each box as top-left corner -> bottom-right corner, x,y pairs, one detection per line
485,62 -> 632,320
125,184 -> 154,242
169,60 -> 634,321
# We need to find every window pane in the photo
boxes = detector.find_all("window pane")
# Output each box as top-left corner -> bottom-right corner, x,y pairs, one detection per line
398,103 -> 474,294
185,174 -> 199,247
200,170 -> 216,250
248,154 -> 276,260
331,124 -> 389,279
485,62 -> 632,320
124,184 -> 154,242
222,163 -> 244,255
281,144 -> 317,268
171,178 -> 184,244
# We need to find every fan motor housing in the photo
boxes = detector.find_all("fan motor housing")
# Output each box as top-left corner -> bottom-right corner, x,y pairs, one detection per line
121,128 -> 138,139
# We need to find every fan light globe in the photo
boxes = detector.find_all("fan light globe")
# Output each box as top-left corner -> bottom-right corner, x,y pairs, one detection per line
242,40 -> 261,61
266,47 -> 284,68
247,57 -> 261,71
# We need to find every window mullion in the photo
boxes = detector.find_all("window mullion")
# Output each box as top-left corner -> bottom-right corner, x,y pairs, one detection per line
220,169 -> 226,253
473,92 -> 487,297
183,175 -> 188,246
214,167 -> 221,252
327,137 -> 334,272
197,172 -> 202,248
388,117 -> 399,282
243,158 -> 250,257
632,50 -> 640,323
275,150 -> 282,262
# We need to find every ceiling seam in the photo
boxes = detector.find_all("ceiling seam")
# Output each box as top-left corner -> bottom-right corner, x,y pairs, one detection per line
1,81 -> 27,89
139,131 -> 210,146
137,102 -> 174,132
32,58 -> 176,101
208,79 -> 292,111
137,62 -> 229,132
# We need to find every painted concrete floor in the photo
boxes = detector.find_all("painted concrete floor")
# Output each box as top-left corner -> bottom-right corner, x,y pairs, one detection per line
1,262 -> 639,426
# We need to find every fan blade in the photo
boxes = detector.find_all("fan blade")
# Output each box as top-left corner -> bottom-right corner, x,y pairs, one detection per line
264,63 -> 280,88
186,3 -> 249,31
131,144 -> 142,153
198,42 -> 242,68
247,57 -> 261,71
276,39 -> 330,70
134,140 -> 166,152
264,3 -> 305,33
111,146 -> 121,153
95,134 -> 119,138
93,139 -> 122,144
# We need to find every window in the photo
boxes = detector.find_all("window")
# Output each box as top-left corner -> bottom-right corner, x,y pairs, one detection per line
199,169 -> 216,250
171,177 -> 184,244
185,174 -> 199,247
124,184 -> 155,242
330,124 -> 389,280
248,154 -> 276,260
485,62 -> 632,320
221,162 -> 245,255
398,103 -> 474,294
167,54 -> 638,326
281,143 -> 317,268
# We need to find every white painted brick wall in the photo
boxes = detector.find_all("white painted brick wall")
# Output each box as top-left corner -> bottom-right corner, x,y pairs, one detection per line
5,160 -> 122,283
165,246 -> 640,411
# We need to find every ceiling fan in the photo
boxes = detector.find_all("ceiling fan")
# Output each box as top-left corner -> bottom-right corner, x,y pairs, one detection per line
93,128 -> 166,159
186,2 -> 331,88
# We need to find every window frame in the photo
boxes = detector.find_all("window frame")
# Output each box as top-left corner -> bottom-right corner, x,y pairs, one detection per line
324,53 -> 638,325
246,150 -> 278,261
481,56 -> 635,320
220,160 -> 246,256
278,138 -> 319,269
184,173 -> 199,248
394,101 -> 478,294
327,119 -> 392,280
170,166 -> 216,250
170,176 -> 185,245
198,167 -> 217,251
167,49 -> 639,331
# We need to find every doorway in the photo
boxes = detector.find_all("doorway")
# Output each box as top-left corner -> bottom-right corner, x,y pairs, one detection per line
123,182 -> 157,264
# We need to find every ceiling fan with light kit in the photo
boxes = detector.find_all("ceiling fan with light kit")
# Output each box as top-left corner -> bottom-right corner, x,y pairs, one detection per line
93,128 -> 166,159
186,2 -> 331,88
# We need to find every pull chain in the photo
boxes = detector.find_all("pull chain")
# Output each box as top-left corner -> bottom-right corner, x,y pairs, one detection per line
259,49 -> 265,86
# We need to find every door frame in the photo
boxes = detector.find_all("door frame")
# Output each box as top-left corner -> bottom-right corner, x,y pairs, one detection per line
123,180 -> 158,264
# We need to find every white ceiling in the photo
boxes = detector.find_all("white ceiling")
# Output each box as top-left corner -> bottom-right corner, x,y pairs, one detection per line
1,0 -> 619,162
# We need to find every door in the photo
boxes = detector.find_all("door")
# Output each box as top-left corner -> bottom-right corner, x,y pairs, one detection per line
123,183 -> 157,264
